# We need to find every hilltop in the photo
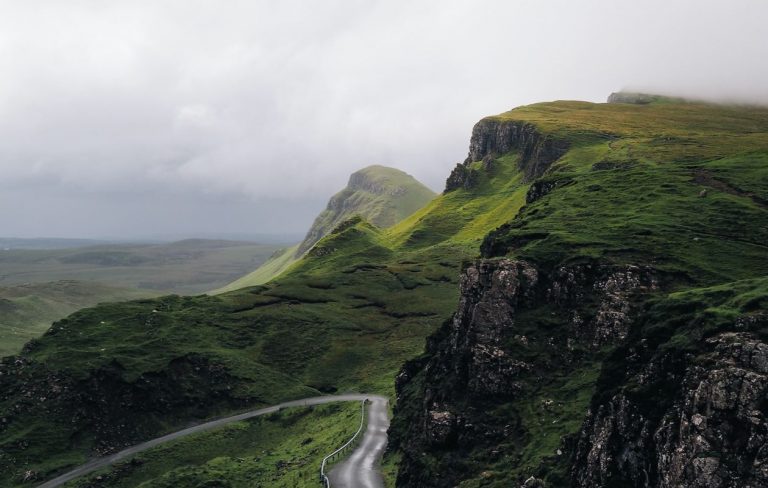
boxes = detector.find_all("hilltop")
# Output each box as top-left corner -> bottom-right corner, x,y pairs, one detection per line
214,165 -> 436,292
1,95 -> 766,487
391,96 -> 768,486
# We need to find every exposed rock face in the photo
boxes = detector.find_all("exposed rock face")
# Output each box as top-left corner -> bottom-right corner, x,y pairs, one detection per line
574,329 -> 768,488
391,258 -> 658,487
392,250 -> 767,487
444,163 -> 476,192
446,260 -> 539,398
444,119 -> 568,192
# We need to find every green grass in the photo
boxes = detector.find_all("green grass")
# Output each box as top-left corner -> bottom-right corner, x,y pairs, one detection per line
389,97 -> 768,486
295,165 -> 436,256
212,244 -> 301,293
0,239 -> 284,356
2,97 -> 768,487
215,165 -> 437,293
66,402 -> 361,488
0,150 -> 523,484
0,281 -> 157,357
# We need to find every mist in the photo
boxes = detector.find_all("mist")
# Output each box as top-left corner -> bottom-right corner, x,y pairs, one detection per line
1,0 -> 766,239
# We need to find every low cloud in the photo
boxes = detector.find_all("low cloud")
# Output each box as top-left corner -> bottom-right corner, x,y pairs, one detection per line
0,0 -> 766,238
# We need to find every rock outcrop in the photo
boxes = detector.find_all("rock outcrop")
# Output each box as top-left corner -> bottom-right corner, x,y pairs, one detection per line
392,249 -> 767,487
390,258 -> 659,487
444,119 -> 568,192
574,328 -> 768,488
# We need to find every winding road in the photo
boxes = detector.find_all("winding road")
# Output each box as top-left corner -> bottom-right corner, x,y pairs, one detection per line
328,396 -> 389,488
37,394 -> 389,488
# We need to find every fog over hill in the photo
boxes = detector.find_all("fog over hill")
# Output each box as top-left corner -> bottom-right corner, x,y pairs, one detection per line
1,0 -> 767,239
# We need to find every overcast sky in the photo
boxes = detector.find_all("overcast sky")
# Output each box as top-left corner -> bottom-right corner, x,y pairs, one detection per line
1,0 -> 767,240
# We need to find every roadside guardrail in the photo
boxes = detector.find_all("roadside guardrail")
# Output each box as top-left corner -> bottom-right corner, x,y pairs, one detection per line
319,400 -> 367,487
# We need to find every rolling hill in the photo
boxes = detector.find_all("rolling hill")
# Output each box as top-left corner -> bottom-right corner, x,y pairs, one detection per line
213,165 -> 436,292
0,281 -> 157,357
0,239 -> 284,357
1,95 -> 767,487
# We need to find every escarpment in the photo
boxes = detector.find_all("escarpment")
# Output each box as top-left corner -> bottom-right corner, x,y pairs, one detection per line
574,321 -> 768,488
393,97 -> 768,487
390,258 -> 660,487
392,256 -> 768,487
4,97 -> 767,487
444,119 -> 569,192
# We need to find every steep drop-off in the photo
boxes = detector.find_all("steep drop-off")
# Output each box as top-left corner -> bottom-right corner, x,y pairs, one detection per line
2,96 -> 767,487
390,96 -> 768,487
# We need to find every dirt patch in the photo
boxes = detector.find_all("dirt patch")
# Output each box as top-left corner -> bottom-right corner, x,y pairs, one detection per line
692,169 -> 767,208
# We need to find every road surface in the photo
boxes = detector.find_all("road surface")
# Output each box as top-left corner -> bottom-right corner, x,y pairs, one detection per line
328,396 -> 389,488
38,393 -> 388,488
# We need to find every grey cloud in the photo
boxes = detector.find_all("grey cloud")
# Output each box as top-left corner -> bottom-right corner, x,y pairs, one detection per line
0,0 -> 766,238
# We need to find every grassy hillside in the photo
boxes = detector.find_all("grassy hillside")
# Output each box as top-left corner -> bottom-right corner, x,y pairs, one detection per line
296,165 -> 436,256
388,98 -> 768,486
0,144 -> 525,487
214,165 -> 436,292
68,402 -> 360,488
1,97 -> 767,486
0,239 -> 283,295
0,240 -> 282,357
0,281 -> 157,357
212,244 -> 300,294
480,100 -> 768,281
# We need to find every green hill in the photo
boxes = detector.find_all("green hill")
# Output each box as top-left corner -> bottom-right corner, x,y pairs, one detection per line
0,281 -> 157,357
211,244 -> 301,293
213,165 -> 436,292
0,240 -> 283,358
296,165 -> 437,256
1,96 -> 767,487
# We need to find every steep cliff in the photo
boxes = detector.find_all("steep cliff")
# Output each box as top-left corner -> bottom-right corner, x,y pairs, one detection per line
3,97 -> 767,487
444,119 -> 569,192
391,258 -> 659,487
573,292 -> 768,488
391,97 -> 768,487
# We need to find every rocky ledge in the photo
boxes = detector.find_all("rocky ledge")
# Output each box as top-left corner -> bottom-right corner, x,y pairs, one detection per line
445,119 -> 569,192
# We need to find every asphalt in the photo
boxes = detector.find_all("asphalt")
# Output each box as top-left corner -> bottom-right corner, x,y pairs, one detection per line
328,396 -> 389,488
37,393 -> 388,488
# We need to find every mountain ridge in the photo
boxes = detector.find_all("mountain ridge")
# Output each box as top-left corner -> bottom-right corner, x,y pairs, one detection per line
296,164 -> 436,256
213,164 -> 436,293
1,94 -> 767,487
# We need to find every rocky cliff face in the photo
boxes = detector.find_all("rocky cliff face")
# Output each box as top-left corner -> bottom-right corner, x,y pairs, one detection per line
444,119 -> 568,192
574,326 -> 768,488
390,258 -> 659,487
296,165 -> 434,256
391,252 -> 768,488
391,255 -> 767,487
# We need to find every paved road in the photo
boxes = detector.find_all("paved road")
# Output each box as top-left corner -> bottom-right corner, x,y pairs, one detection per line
328,396 -> 389,488
38,393 -> 387,488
